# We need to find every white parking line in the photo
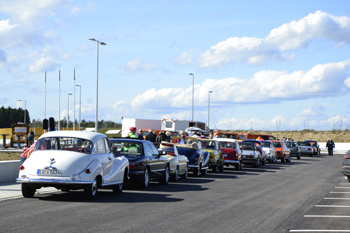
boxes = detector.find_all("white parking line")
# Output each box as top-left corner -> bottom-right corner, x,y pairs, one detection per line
324,197 -> 350,200
290,230 -> 350,232
330,192 -> 350,194
334,187 -> 350,189
316,205 -> 350,208
304,215 -> 350,218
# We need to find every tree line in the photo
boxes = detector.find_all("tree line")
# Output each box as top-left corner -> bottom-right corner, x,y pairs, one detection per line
0,106 -> 121,129
0,106 -> 30,128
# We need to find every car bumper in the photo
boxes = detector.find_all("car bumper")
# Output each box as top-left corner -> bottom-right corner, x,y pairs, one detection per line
224,159 -> 240,165
16,177 -> 92,185
242,158 -> 258,164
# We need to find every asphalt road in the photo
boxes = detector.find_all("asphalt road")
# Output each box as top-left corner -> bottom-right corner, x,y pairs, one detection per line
0,153 -> 347,233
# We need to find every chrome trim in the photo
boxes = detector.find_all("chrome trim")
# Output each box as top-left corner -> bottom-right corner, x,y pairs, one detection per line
224,160 -> 240,164
188,164 -> 199,168
16,178 -> 92,185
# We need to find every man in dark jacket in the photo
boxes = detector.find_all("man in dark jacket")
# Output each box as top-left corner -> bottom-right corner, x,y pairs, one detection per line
326,139 -> 335,156
146,130 -> 157,142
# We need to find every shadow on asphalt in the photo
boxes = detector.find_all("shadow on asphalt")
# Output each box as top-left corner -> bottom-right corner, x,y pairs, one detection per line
36,189 -> 184,203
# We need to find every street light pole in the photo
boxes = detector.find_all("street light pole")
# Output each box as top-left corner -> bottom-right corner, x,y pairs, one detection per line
76,85 -> 81,130
189,73 -> 194,121
89,38 -> 106,132
17,100 -> 26,124
67,93 -> 72,131
208,91 -> 212,130
73,69 -> 76,131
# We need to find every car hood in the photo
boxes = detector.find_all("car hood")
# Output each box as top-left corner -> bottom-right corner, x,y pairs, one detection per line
22,150 -> 91,177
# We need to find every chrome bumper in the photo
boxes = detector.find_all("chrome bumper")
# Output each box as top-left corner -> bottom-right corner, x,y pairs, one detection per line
224,160 -> 240,165
16,177 -> 92,185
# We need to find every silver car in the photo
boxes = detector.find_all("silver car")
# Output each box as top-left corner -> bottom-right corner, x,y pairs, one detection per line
297,141 -> 313,156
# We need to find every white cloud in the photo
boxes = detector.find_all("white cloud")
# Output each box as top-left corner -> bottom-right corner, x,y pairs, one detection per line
173,50 -> 193,66
192,11 -> 350,68
131,60 -> 350,108
121,58 -> 162,72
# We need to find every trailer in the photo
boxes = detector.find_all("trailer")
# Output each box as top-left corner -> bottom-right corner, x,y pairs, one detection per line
121,118 -> 161,137
161,119 -> 206,132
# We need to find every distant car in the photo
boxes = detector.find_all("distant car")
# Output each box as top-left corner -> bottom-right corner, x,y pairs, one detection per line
215,138 -> 242,170
242,139 -> 267,166
297,141 -> 313,157
304,140 -> 321,155
341,150 -> 350,182
285,141 -> 301,160
176,142 -> 210,177
109,138 -> 170,189
198,139 -> 224,172
159,142 -> 189,181
271,140 -> 291,163
240,141 -> 262,167
17,131 -> 129,199
261,140 -> 277,163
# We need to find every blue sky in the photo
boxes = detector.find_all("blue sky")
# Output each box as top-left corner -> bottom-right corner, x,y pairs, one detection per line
1,0 -> 350,131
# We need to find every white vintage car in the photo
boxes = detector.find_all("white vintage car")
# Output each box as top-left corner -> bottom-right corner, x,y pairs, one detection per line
16,131 -> 129,199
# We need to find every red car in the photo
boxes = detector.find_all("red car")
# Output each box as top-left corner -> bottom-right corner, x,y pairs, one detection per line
215,138 -> 242,170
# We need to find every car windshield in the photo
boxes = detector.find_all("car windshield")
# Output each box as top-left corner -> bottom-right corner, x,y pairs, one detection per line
34,137 -> 93,154
273,142 -> 282,148
218,141 -> 236,149
240,143 -> 254,150
286,142 -> 296,148
200,141 -> 216,150
110,141 -> 142,157
298,142 -> 311,146
262,141 -> 271,148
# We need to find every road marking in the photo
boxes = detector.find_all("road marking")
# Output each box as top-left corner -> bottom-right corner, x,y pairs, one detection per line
324,197 -> 350,200
290,230 -> 350,232
330,192 -> 350,194
316,205 -> 350,208
334,187 -> 350,189
304,215 -> 350,218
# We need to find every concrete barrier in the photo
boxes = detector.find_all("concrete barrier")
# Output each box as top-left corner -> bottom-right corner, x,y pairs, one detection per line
0,160 -> 20,183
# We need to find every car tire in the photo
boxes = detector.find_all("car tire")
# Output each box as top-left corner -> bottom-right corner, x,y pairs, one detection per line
281,157 -> 285,163
160,166 -> 169,185
61,188 -> 70,192
180,165 -> 188,179
140,168 -> 150,189
84,177 -> 98,199
212,164 -> 217,173
171,166 -> 179,182
112,183 -> 123,194
193,167 -> 200,177
347,176 -> 350,183
286,157 -> 291,163
254,159 -> 261,168
21,183 -> 36,198
218,163 -> 224,172
201,167 -> 208,175
297,155 -> 301,160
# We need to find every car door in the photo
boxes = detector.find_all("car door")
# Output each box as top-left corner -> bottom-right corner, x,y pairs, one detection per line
93,137 -> 113,177
143,141 -> 162,177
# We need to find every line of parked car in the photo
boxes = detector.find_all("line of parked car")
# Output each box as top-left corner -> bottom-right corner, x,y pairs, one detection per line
16,131 -> 323,199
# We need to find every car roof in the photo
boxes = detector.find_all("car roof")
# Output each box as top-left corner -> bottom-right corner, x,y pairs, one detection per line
38,131 -> 106,141
242,139 -> 262,144
214,138 -> 238,143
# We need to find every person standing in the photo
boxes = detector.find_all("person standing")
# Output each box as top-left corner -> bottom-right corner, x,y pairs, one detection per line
165,131 -> 172,142
137,129 -> 144,140
326,139 -> 335,156
146,129 -> 156,142
128,127 -> 137,138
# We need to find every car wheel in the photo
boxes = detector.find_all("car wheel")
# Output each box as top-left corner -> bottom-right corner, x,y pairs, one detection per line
212,164 -> 217,173
273,156 -> 277,163
112,183 -> 123,194
297,155 -> 301,160
254,159 -> 261,168
347,176 -> 350,183
201,167 -> 208,175
84,177 -> 98,199
218,164 -> 224,172
160,166 -> 169,185
281,157 -> 285,163
180,165 -> 188,179
235,164 -> 240,170
21,183 -> 36,198
171,166 -> 179,182
286,157 -> 291,163
193,167 -> 200,177
140,168 -> 150,189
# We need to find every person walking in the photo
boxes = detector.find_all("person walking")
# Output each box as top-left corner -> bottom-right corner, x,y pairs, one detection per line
326,139 -> 335,156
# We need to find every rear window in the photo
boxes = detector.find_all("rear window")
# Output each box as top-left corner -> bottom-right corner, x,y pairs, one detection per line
240,143 -> 254,150
298,142 -> 311,146
218,141 -> 236,149
286,142 -> 296,148
273,142 -> 282,148
110,141 -> 142,157
35,137 -> 93,154
262,141 -> 271,148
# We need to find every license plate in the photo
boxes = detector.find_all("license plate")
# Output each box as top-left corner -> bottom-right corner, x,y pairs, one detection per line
223,154 -> 227,157
37,169 -> 62,176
